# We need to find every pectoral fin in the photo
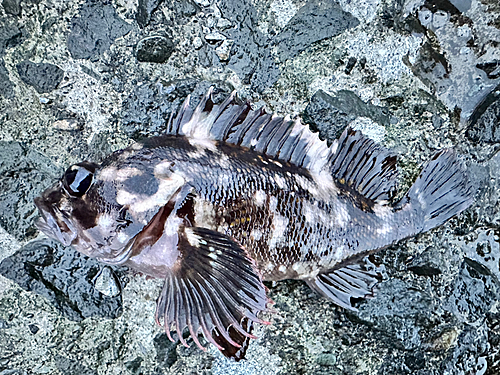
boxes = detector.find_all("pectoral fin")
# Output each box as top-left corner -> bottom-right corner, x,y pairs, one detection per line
155,227 -> 270,360
306,259 -> 385,311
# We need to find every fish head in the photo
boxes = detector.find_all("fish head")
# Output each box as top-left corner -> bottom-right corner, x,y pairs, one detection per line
34,161 -> 98,247
34,155 -> 187,267
34,161 -> 143,263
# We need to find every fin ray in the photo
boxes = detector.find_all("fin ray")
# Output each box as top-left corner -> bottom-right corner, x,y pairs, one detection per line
306,259 -> 385,311
155,226 -> 269,360
402,149 -> 474,232
330,128 -> 398,204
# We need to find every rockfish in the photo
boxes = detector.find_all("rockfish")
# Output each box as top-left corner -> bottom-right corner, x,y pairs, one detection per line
34,89 -> 473,360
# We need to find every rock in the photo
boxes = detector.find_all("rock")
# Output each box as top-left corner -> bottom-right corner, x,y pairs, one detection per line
154,333 -> 178,368
192,36 -> 203,49
302,89 -> 391,142
0,17 -> 22,53
136,0 -> 163,28
54,354 -> 97,375
477,61 -> 500,80
215,39 -> 233,61
449,0 -> 472,13
176,0 -> 199,17
0,59 -> 14,98
466,83 -> 500,144
67,1 -> 132,60
16,61 -> 64,93
274,0 -> 359,63
193,0 -> 209,7
93,267 -> 121,297
344,56 -> 357,75
406,40 -> 451,94
136,36 -> 174,63
0,142 -> 58,240
302,89 -> 355,141
358,278 -> 438,350
0,18 -> 23,98
2,0 -> 500,372
124,357 -> 143,374
407,246 -> 445,276
216,18 -> 231,30
27,324 -> 39,334
443,258 -> 500,325
204,31 -> 226,43
0,239 -> 125,321
218,0 -> 279,92
2,0 -> 21,16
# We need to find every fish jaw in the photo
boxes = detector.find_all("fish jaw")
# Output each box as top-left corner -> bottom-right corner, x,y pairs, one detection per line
34,185 -> 78,247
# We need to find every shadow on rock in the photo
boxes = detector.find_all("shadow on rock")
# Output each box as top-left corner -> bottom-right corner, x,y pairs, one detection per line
0,239 -> 125,322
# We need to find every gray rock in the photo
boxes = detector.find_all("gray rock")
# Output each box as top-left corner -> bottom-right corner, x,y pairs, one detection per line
0,142 -> 58,240
67,1 -> 132,60
218,0 -> 279,92
54,354 -> 97,375
136,0 -> 163,28
466,84 -> 500,144
274,0 -> 359,63
0,18 -> 23,98
93,267 -> 121,297
136,36 -> 174,63
16,61 -> 64,93
407,246 -> 445,276
450,0 -> 472,13
302,89 -> 391,142
1,0 -> 500,373
443,258 -> 500,325
0,59 -> 14,98
0,239 -> 124,321
0,17 -> 22,53
302,90 -> 356,141
477,60 -> 500,80
2,0 -> 21,16
153,333 -> 178,369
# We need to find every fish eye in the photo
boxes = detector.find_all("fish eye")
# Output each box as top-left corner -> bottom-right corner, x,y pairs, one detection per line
63,162 -> 96,197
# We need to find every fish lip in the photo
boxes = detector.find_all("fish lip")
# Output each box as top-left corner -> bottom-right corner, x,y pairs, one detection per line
34,197 -> 77,247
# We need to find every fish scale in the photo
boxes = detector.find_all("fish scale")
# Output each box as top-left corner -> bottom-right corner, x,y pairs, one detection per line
34,89 -> 474,360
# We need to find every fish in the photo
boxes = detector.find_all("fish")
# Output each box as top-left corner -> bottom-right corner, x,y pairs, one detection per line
34,88 -> 474,360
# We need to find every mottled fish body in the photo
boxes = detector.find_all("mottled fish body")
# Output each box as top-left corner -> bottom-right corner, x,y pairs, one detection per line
34,89 -> 473,360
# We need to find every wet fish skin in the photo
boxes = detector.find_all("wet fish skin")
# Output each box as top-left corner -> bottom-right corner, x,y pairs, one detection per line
34,89 -> 474,360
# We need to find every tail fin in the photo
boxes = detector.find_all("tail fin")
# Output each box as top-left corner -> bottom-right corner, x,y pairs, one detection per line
404,149 -> 474,233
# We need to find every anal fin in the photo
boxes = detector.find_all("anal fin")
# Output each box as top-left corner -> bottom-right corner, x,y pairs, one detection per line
155,227 -> 270,360
306,258 -> 385,311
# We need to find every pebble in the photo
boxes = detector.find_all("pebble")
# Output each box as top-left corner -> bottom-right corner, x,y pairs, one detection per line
93,267 -> 121,297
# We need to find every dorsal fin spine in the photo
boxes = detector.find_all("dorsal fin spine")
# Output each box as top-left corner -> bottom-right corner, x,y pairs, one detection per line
241,113 -> 273,148
171,95 -> 191,134
265,118 -> 294,158
226,108 -> 264,144
255,115 -> 283,153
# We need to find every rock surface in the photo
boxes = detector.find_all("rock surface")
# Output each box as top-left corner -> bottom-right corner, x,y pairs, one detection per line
1,0 -> 500,374
16,61 -> 64,93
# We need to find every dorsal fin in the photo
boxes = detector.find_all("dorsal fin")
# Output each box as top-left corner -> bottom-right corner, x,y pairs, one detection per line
167,88 -> 398,204
166,88 -> 335,174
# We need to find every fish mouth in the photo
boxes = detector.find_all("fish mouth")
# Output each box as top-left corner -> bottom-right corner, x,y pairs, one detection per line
34,197 -> 77,247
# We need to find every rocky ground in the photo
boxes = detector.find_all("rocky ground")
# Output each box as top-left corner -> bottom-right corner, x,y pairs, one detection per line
1,0 -> 500,374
